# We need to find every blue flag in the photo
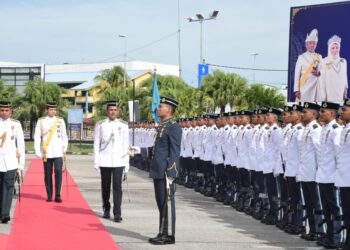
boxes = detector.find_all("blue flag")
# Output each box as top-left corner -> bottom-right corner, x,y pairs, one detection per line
152,71 -> 160,121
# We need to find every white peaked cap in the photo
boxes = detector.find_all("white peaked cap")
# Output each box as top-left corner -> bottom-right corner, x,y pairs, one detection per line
305,29 -> 318,42
328,35 -> 341,46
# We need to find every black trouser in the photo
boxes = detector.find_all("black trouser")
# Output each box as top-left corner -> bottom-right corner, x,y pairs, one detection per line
239,168 -> 250,189
279,174 -> 288,204
44,157 -> 63,200
233,166 -> 241,189
255,171 -> 265,194
340,187 -> 350,243
301,181 -> 322,234
264,173 -> 278,215
0,171 -> 4,216
286,177 -> 301,212
100,167 -> 124,217
319,183 -> 341,237
153,178 -> 176,236
1,169 -> 16,218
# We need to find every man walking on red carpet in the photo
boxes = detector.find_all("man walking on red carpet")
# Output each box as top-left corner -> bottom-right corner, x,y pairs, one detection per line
34,102 -> 68,203
94,101 -> 129,223
0,101 -> 25,223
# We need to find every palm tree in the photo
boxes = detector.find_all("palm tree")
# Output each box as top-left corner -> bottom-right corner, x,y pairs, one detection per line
201,70 -> 248,112
94,66 -> 128,91
244,84 -> 285,110
14,79 -> 68,139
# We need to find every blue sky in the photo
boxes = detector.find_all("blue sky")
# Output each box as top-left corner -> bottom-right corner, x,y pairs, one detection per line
0,0 -> 343,87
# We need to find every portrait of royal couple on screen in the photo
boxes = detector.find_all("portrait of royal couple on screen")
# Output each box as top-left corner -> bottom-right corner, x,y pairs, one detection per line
294,28 -> 348,103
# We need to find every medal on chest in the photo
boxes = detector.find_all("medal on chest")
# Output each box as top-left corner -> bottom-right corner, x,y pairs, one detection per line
11,125 -> 15,140
324,130 -> 330,144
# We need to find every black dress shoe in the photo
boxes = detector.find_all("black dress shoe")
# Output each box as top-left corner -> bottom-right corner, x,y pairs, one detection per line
102,211 -> 110,219
149,234 -> 162,243
55,198 -> 62,203
114,216 -> 123,223
149,234 -> 175,245
1,216 -> 10,224
46,199 -> 52,202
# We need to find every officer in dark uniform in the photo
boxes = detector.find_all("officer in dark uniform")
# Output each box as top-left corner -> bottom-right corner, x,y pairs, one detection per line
149,96 -> 182,245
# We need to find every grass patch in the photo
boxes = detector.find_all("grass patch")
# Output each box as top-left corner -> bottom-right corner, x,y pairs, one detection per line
25,141 -> 93,154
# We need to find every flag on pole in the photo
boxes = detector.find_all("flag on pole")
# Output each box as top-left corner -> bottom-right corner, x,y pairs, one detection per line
152,70 -> 160,121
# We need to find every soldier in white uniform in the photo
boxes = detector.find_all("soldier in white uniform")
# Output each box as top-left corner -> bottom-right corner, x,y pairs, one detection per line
284,105 -> 305,235
195,115 -> 208,192
335,99 -> 350,250
0,101 -> 25,223
93,101 -> 129,223
294,29 -> 322,102
201,114 -> 218,196
34,102 -> 68,203
277,106 -> 293,229
262,108 -> 282,225
236,110 -> 253,212
316,102 -> 342,248
298,102 -> 325,241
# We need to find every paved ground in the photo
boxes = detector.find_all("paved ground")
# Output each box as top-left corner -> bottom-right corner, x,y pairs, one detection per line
2,155 -> 323,250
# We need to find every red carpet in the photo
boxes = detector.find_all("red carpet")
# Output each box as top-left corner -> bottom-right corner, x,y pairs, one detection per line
3,159 -> 120,250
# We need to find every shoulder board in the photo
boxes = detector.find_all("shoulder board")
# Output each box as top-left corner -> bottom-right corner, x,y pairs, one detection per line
332,124 -> 339,129
297,126 -> 302,130
213,127 -> 217,130
225,128 -> 228,131
233,127 -> 237,129
118,119 -> 128,125
340,58 -> 344,63
273,127 -> 277,130
313,124 -> 319,129
247,126 -> 251,130
265,126 -> 269,130
11,118 -> 20,123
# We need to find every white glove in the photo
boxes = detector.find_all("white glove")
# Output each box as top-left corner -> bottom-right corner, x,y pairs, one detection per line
94,165 -> 100,173
36,153 -> 42,159
130,146 -> 141,155
19,164 -> 25,170
273,170 -> 279,178
167,176 -> 174,185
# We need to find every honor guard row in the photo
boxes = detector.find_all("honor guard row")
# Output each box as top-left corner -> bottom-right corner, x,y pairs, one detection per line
131,99 -> 350,249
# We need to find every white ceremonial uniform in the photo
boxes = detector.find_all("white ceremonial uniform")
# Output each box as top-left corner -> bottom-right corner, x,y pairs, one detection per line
281,123 -> 292,166
212,127 -> 225,165
263,123 -> 282,175
319,57 -> 348,102
94,118 -> 130,172
316,120 -> 341,184
235,125 -> 244,168
180,128 -> 188,157
250,124 -> 260,171
285,123 -> 304,178
335,122 -> 350,187
224,125 -> 238,167
298,120 -> 321,182
237,124 -> 252,170
34,116 -> 68,159
182,127 -> 194,158
223,125 -> 234,166
202,125 -> 217,162
192,126 -> 201,159
0,118 -> 25,171
255,124 -> 268,172
198,125 -> 207,161
294,51 -> 322,102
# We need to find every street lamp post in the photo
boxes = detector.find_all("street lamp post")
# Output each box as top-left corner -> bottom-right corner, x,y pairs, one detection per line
188,10 -> 219,64
118,34 -> 127,87
251,52 -> 259,84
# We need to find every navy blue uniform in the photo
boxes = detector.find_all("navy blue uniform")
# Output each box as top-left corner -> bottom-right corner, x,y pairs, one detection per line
150,118 -> 182,236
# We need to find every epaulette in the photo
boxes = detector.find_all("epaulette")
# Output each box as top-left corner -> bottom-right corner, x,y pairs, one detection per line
225,128 -> 229,131
332,124 -> 339,129
213,127 -> 217,130
118,119 -> 128,125
11,118 -> 20,123
247,126 -> 251,130
273,127 -> 277,130
313,124 -> 319,129
297,126 -> 302,130
265,126 -> 270,130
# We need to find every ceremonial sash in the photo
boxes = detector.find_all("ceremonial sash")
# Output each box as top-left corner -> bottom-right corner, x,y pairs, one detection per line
299,54 -> 320,90
0,131 -> 6,148
42,118 -> 60,162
